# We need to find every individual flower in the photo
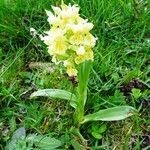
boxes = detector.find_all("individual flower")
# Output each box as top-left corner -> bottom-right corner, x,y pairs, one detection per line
76,46 -> 85,55
69,32 -> 83,45
83,33 -> 97,47
66,66 -> 78,77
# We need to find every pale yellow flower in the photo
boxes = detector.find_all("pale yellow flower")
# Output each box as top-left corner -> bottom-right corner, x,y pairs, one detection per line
83,33 -> 97,47
70,32 -> 83,45
66,66 -> 78,76
52,6 -> 61,15
47,36 -> 67,55
41,35 -> 53,46
46,10 -> 63,28
75,55 -> 86,64
71,22 -> 93,33
82,22 -> 94,33
44,28 -> 68,55
71,24 -> 84,33
76,46 -> 85,55
85,48 -> 94,60
63,60 -> 72,67
60,3 -> 79,20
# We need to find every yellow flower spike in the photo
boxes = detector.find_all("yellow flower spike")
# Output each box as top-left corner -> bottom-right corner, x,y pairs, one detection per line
41,2 -> 96,76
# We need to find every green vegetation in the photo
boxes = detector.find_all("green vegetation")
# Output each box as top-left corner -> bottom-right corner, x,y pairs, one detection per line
0,0 -> 150,149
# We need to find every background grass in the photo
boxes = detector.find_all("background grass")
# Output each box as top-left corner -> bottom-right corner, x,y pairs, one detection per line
0,0 -> 150,149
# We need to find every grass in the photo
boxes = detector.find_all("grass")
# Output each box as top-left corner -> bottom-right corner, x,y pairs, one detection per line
0,0 -> 150,149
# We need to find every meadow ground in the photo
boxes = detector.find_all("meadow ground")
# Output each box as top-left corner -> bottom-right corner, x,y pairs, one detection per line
0,0 -> 150,149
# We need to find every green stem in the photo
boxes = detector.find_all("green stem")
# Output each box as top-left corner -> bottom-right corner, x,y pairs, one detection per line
70,127 -> 88,145
75,61 -> 92,126
75,88 -> 87,126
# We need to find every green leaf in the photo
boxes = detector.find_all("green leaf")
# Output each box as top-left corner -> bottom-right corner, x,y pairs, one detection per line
91,123 -> 99,131
91,123 -> 106,133
30,89 -> 77,108
91,132 -> 102,139
82,106 -> 137,123
6,127 -> 26,150
28,135 -> 62,150
120,70 -> 142,84
98,124 -> 107,133
109,90 -> 125,105
12,127 -> 26,141
131,88 -> 142,100
71,139 -> 85,150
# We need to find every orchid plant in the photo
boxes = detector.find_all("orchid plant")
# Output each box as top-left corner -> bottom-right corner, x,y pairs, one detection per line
30,1 -> 137,145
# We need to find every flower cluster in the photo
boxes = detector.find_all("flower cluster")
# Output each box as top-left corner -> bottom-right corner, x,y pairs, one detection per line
41,2 -> 97,76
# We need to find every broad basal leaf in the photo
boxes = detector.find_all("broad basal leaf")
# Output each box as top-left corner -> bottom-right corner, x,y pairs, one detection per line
82,106 -> 137,123
30,89 -> 77,108
32,135 -> 62,150
6,127 -> 26,150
